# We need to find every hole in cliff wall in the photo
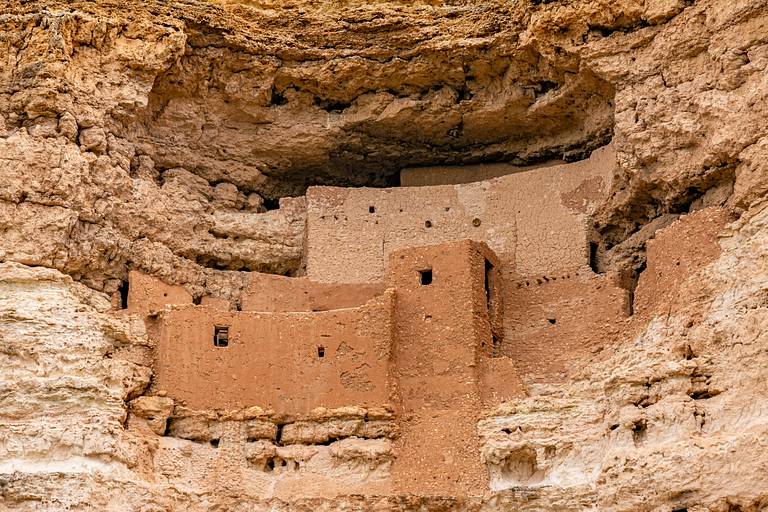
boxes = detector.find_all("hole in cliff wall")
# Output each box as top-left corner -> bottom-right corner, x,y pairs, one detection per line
492,334 -> 501,357
263,457 -> 298,472
500,446 -> 542,485
419,269 -> 433,286
214,326 -> 229,347
118,280 -> 129,309
369,206 -> 376,213
210,439 -> 220,448
534,80 -> 560,99
589,242 -> 601,274
270,87 -> 289,106
631,419 -> 647,446
274,424 -> 285,446
317,346 -> 325,358
314,97 -> 352,113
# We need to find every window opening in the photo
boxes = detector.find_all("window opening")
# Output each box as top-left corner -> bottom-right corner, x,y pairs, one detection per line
369,206 -> 375,213
214,326 -> 229,347
118,280 -> 129,310
419,269 -> 433,285
589,242 -> 600,273
484,259 -> 495,311
317,346 -> 325,358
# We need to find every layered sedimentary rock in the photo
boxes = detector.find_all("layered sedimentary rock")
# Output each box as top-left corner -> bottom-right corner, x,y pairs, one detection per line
2,0 -> 768,510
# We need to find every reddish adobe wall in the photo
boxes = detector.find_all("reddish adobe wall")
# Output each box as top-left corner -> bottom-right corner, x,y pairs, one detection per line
136,241 -> 531,495
153,290 -> 394,414
241,273 -> 384,312
633,207 -> 730,319
502,271 -> 629,379
386,240 -> 523,495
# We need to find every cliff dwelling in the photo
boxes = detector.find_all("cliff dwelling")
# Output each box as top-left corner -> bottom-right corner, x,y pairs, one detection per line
114,146 -> 634,497
2,1 -> 767,510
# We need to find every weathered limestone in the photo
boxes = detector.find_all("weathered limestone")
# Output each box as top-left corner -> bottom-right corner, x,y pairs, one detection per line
2,0 -> 768,510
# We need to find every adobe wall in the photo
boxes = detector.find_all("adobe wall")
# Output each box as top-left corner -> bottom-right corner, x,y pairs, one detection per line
633,207 -> 730,319
125,270 -> 192,315
241,273 -> 384,312
386,240 -> 521,495
400,159 -> 564,187
305,144 -> 614,284
502,271 -> 629,378
153,291 -> 394,414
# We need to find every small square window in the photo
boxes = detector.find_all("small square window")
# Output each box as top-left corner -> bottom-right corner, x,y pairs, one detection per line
369,206 -> 376,213
317,346 -> 325,358
419,269 -> 433,285
214,326 -> 229,347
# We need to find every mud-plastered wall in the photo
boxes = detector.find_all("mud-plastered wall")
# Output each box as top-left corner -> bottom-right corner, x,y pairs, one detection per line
386,240 -> 523,495
241,273 -> 384,312
153,291 -> 394,414
305,145 -> 615,284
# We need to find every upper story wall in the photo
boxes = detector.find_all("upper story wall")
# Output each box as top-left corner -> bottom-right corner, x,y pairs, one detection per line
305,144 -> 614,283
242,273 -> 384,312
154,291 -> 394,414
400,159 -> 564,187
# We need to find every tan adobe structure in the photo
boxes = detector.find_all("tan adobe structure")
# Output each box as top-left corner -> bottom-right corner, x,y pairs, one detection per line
134,239 -> 522,494
305,144 -> 615,283
125,146 -> 629,497
304,144 -> 628,378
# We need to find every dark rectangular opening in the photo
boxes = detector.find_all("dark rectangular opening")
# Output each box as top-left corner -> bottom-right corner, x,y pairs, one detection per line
213,326 -> 229,347
317,346 -> 325,358
118,280 -> 129,310
589,242 -> 600,274
492,334 -> 500,357
484,259 -> 495,310
419,269 -> 433,285
369,206 -> 375,213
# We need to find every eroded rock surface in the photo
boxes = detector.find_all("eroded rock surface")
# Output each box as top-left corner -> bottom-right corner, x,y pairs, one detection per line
1,0 -> 768,510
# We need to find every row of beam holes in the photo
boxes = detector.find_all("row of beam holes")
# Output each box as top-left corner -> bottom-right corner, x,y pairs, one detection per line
368,204 -> 482,228
515,273 -> 577,288
511,277 -> 563,326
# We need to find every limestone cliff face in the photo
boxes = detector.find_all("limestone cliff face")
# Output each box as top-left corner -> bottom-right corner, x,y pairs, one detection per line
1,0 -> 768,510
